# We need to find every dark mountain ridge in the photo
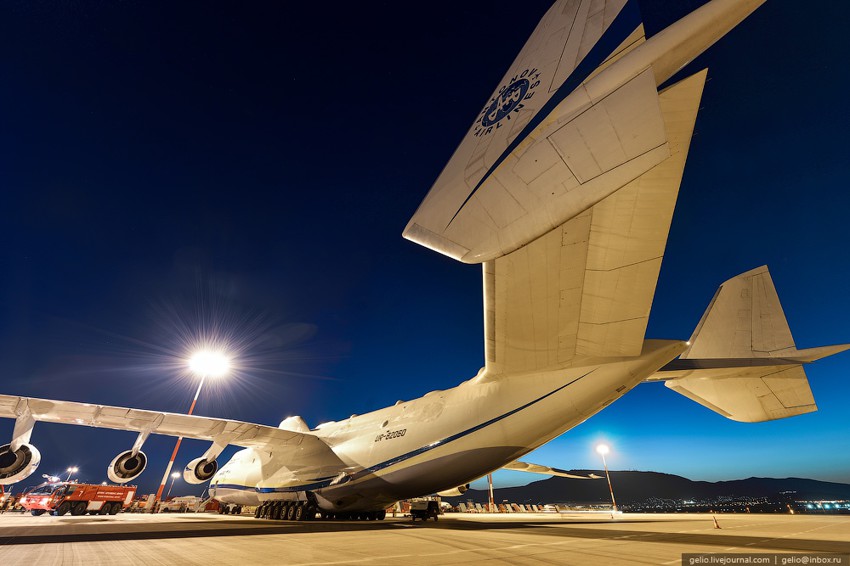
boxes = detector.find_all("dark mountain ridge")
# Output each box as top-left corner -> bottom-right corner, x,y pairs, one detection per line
445,471 -> 850,505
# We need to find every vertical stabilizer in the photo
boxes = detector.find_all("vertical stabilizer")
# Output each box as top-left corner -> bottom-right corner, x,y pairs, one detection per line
681,266 -> 796,359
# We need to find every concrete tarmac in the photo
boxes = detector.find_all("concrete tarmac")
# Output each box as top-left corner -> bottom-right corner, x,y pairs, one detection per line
0,511 -> 848,565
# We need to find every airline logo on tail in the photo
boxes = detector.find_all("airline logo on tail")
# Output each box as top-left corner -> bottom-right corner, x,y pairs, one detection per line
474,68 -> 542,137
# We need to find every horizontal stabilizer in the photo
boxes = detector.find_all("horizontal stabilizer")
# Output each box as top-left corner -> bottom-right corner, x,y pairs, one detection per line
663,365 -> 816,423
503,460 -> 601,479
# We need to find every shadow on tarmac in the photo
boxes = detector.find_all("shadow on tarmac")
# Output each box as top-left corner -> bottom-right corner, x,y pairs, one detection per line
0,515 -> 848,554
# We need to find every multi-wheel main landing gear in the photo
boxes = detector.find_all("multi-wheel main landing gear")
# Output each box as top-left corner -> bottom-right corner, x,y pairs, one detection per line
255,500 -> 319,521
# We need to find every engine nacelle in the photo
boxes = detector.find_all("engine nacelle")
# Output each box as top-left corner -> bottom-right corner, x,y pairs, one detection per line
0,443 -> 41,485
183,456 -> 218,484
107,450 -> 147,484
436,483 -> 470,497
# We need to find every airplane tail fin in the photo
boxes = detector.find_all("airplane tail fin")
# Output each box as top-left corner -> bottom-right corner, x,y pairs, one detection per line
682,265 -> 796,359
649,267 -> 850,422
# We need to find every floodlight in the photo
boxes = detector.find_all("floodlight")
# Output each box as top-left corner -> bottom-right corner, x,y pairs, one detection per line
188,350 -> 231,378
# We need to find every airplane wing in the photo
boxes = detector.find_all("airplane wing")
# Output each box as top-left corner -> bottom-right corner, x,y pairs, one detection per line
0,394 -> 335,454
502,460 -> 601,480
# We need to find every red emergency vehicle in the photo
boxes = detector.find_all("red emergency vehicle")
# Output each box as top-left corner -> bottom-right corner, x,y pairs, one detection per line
19,482 -> 137,516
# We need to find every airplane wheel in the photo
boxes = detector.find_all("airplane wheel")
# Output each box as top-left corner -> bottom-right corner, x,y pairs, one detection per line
235,506 -> 242,515
254,505 -> 262,518
286,504 -> 296,521
377,510 -> 386,520
294,504 -> 304,521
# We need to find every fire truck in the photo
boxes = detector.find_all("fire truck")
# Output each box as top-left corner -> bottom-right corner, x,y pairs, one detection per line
19,482 -> 137,516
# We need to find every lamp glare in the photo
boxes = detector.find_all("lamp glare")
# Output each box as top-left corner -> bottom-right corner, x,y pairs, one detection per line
189,351 -> 230,378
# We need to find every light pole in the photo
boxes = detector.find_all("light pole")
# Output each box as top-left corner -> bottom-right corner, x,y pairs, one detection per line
154,349 -> 231,503
596,444 -> 617,513
65,466 -> 78,482
167,472 -> 180,498
487,473 -> 495,512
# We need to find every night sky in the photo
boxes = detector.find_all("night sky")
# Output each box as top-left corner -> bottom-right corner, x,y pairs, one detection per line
2,0 -> 849,497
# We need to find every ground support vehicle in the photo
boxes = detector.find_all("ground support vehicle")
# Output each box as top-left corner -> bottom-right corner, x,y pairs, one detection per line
410,500 -> 440,522
19,482 -> 136,516
159,496 -> 204,513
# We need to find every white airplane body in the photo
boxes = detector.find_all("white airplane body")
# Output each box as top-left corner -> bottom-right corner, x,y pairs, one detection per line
210,340 -> 681,512
2,0 -> 847,521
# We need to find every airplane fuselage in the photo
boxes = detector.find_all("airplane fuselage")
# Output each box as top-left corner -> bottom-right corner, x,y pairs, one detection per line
210,339 -> 685,512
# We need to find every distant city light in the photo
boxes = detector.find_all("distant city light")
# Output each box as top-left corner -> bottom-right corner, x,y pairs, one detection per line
188,350 -> 231,378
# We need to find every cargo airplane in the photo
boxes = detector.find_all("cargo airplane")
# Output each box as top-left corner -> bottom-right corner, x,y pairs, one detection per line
1,0 -> 847,521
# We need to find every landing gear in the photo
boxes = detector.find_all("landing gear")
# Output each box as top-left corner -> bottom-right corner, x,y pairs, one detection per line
218,503 -> 243,515
251,499 -> 323,522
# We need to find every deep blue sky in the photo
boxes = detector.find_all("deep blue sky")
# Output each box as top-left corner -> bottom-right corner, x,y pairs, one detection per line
1,0 -> 848,496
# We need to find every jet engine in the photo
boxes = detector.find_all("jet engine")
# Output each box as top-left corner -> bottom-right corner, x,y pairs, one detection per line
0,443 -> 41,485
183,456 -> 217,484
436,483 -> 470,497
107,449 -> 147,484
